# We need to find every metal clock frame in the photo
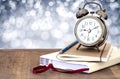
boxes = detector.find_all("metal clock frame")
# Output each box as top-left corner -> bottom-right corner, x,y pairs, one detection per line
74,16 -> 108,51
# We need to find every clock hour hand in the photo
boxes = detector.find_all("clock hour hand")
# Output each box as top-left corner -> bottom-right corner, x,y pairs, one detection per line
80,29 -> 87,32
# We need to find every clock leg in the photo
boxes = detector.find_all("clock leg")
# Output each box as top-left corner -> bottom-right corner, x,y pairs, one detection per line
96,46 -> 100,52
76,44 -> 81,50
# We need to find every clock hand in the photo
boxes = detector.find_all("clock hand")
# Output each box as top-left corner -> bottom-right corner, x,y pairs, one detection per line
87,30 -> 90,41
91,26 -> 99,31
87,32 -> 90,41
83,29 -> 87,31
80,29 -> 87,32
88,29 -> 91,33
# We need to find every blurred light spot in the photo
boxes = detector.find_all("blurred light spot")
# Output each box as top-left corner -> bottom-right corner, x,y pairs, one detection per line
49,1 -> 54,6
63,34 -> 75,42
106,0 -> 115,2
0,0 -> 120,49
9,16 -> 15,25
110,0 -> 116,2
51,29 -> 63,39
34,1 -> 41,9
41,42 -> 51,48
29,10 -> 36,16
22,0 -> 26,3
67,12 -> 74,18
27,0 -> 34,8
56,5 -> 68,17
22,39 -> 33,48
109,27 -> 119,35
41,31 -> 50,40
56,0 -> 61,4
3,20 -> 11,29
105,19 -> 112,27
59,22 -> 69,33
16,17 -> 24,28
2,30 -> 18,42
10,39 -> 21,48
55,40 -> 65,48
71,0 -> 82,11
2,0 -> 6,1
18,31 -> 26,39
9,0 -> 16,10
64,2 -> 69,7
45,11 -> 51,16
110,26 -> 120,35
66,0 -> 71,2
39,18 -> 53,31
31,22 -> 39,31
110,2 -> 119,10
0,5 -> 5,10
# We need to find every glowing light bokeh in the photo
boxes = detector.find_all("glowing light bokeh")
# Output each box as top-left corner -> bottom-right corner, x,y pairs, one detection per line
0,0 -> 120,48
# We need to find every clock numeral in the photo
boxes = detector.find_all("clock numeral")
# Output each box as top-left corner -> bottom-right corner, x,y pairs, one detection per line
80,33 -> 83,36
84,21 -> 93,26
89,22 -> 92,25
85,21 -> 88,25
87,38 -> 90,41
82,25 -> 85,28
95,35 -> 97,38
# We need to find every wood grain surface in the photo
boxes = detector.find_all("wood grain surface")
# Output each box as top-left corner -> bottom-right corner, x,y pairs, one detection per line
0,49 -> 120,79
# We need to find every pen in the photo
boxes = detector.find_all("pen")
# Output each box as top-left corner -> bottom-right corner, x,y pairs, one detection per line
59,40 -> 78,54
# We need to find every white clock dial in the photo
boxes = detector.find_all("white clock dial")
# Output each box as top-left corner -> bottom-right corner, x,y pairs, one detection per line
75,16 -> 104,46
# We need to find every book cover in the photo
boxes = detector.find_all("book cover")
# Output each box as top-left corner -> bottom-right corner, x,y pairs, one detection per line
40,47 -> 120,73
57,43 -> 112,62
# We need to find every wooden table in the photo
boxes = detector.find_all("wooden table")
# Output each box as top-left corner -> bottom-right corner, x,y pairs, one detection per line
0,49 -> 120,79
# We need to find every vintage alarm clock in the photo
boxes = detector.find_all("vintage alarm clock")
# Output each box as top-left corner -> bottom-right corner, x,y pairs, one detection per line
74,2 -> 108,51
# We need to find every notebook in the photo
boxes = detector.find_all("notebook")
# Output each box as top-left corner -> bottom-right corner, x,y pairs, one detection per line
40,47 -> 120,73
57,43 -> 112,62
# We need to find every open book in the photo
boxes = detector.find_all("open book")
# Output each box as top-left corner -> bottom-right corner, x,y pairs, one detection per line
57,43 -> 112,62
40,47 -> 120,73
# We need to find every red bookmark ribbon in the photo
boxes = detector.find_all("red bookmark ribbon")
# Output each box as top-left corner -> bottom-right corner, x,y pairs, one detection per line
32,63 -> 89,74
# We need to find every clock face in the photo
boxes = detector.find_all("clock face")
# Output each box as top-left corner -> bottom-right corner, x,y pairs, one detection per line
74,16 -> 104,46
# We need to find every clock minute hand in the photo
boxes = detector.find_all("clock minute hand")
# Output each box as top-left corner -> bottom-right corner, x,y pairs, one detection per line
87,28 -> 91,41
91,26 -> 99,30
87,31 -> 90,41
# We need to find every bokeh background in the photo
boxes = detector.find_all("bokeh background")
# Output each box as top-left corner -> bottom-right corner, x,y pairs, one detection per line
0,0 -> 120,48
